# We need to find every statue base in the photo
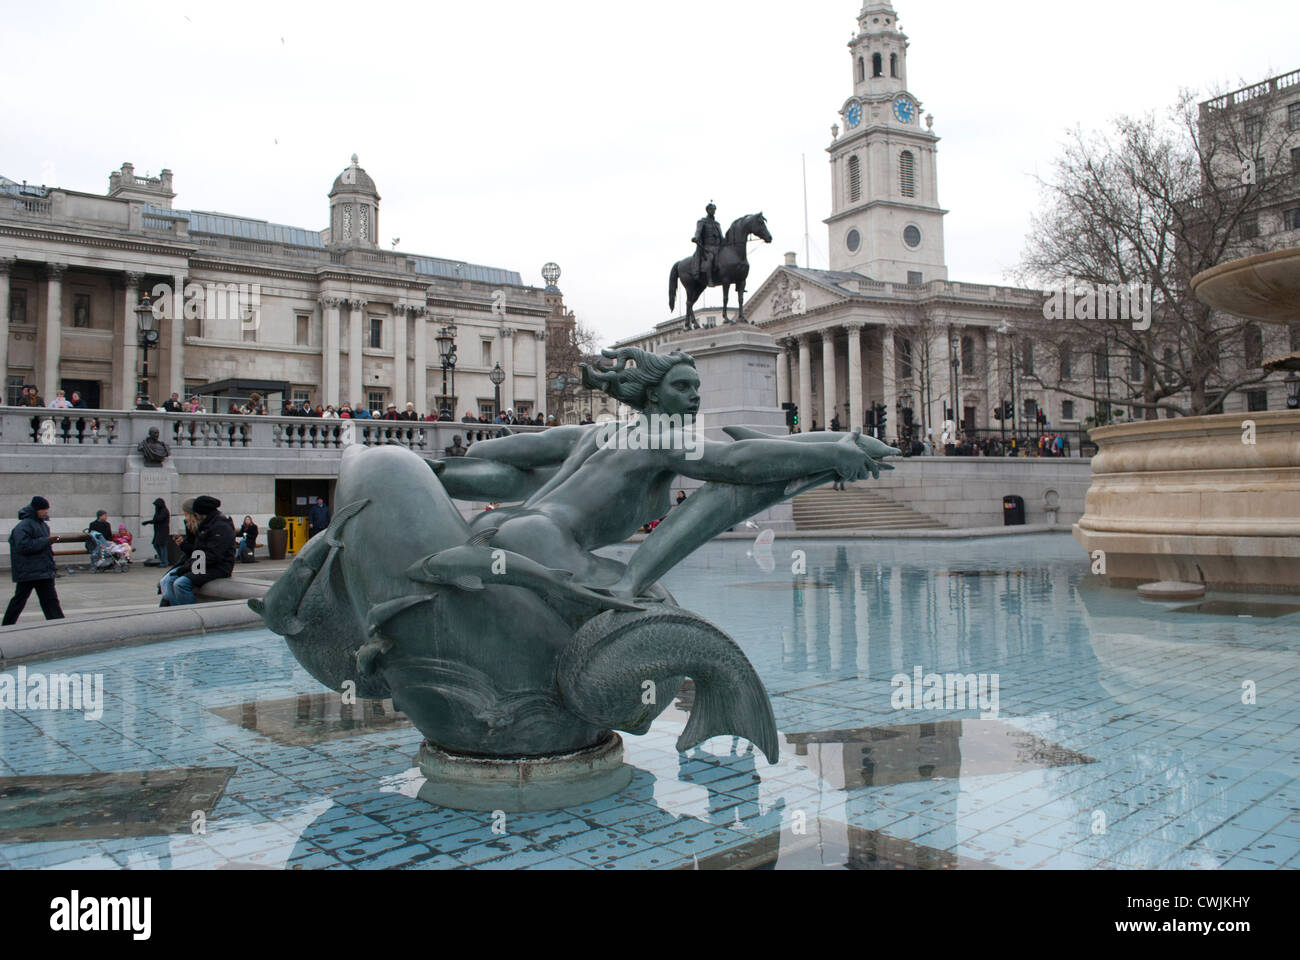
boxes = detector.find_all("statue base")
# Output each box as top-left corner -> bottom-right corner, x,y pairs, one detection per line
414,733 -> 633,812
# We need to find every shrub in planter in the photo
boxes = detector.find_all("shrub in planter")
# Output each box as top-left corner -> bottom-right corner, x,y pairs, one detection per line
267,515 -> 289,560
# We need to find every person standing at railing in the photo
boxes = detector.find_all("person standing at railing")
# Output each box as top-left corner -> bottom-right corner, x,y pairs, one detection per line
339,403 -> 353,418
162,392 -> 184,413
3,496 -> 66,625
49,390 -> 72,409
352,404 -> 372,420
322,405 -> 339,419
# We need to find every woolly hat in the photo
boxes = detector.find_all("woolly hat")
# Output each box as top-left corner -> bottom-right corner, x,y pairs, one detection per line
192,495 -> 221,516
31,496 -> 50,511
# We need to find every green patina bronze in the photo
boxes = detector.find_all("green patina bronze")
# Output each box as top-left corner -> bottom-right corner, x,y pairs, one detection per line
251,345 -> 898,779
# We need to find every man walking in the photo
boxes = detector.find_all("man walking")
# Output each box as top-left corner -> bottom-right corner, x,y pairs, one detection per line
3,496 -> 66,625
307,497 -> 331,540
159,496 -> 236,606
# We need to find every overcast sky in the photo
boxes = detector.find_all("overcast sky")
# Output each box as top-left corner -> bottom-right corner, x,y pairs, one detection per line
3,0 -> 1298,343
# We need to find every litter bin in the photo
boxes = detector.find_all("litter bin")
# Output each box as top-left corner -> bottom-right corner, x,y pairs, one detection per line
285,516 -> 310,556
1002,495 -> 1026,526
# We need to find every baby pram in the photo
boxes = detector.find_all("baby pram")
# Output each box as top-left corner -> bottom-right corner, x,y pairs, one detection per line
85,529 -> 130,574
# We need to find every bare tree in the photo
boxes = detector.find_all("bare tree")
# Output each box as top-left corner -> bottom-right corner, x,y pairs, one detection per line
547,317 -> 601,422
1016,89 -> 1293,417
884,300 -> 949,439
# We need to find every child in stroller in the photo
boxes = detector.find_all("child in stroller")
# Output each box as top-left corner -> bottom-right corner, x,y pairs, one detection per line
86,528 -> 130,573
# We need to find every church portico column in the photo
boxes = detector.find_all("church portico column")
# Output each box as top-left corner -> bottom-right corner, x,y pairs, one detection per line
797,335 -> 813,434
320,296 -> 341,407
393,304 -> 409,406
882,327 -> 897,443
776,339 -> 792,407
534,330 -> 547,415
117,272 -> 144,409
822,331 -> 838,429
500,327 -> 515,411
413,308 -> 428,414
39,263 -> 67,394
0,258 -> 13,393
168,271 -> 186,400
348,299 -> 366,406
845,322 -> 864,431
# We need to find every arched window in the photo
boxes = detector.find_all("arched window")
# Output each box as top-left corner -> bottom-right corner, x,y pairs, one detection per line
890,53 -> 899,78
857,57 -> 865,83
848,156 -> 862,203
872,53 -> 883,77
899,150 -> 916,197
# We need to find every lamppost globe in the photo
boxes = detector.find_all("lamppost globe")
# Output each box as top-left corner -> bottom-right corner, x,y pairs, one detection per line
1286,372 -> 1300,409
490,361 -> 505,416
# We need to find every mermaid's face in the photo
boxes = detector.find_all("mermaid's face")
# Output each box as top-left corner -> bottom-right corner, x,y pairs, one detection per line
650,364 -> 701,417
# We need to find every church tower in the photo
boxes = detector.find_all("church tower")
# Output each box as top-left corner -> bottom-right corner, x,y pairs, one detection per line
826,1 -> 947,283
328,154 -> 380,248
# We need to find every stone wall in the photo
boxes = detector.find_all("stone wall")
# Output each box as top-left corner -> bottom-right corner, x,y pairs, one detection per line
870,455 -> 1094,528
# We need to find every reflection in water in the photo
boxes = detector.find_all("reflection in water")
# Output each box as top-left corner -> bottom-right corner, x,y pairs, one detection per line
783,719 -> 1095,790
210,694 -> 409,745
0,767 -> 234,842
683,822 -> 999,870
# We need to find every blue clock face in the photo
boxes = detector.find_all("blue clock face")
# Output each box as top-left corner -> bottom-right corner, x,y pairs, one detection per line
893,96 -> 915,124
846,102 -> 862,128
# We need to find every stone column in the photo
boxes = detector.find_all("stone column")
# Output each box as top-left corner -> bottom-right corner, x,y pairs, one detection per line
797,335 -> 813,434
116,273 -> 143,409
321,296 -> 341,407
776,340 -> 791,407
39,263 -> 67,395
0,257 -> 13,396
348,299 -> 365,406
822,332 -> 837,429
393,305 -> 409,407
881,328 -> 897,442
535,329 -> 547,416
168,272 -> 186,399
413,308 -> 428,414
500,327 -> 515,411
845,322 -> 864,431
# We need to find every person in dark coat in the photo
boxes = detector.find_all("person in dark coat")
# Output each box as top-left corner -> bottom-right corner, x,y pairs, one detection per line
141,497 -> 171,566
159,495 -> 236,606
3,496 -> 66,625
88,510 -> 112,542
237,515 -> 259,563
307,497 -> 331,539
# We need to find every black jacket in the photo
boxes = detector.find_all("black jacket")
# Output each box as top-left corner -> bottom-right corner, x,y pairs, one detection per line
307,503 -> 331,532
141,499 -> 170,551
8,505 -> 57,583
171,512 -> 237,587
239,521 -> 259,548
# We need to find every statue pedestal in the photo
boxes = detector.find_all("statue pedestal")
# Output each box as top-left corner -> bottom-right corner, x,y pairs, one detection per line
122,453 -> 180,546
415,733 -> 632,812
667,327 -> 794,530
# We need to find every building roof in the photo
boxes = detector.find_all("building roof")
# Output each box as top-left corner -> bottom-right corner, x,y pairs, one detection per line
330,154 -> 379,198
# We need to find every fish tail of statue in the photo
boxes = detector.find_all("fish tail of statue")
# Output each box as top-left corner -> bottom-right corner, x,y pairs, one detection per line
556,606 -> 779,764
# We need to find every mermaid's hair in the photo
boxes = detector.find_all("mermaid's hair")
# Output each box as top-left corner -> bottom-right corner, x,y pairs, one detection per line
580,347 -> 696,412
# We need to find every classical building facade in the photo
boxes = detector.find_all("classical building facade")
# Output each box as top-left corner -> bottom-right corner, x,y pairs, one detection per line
0,157 -> 550,418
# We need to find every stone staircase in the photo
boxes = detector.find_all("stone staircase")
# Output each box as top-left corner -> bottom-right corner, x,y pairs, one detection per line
791,486 -> 946,531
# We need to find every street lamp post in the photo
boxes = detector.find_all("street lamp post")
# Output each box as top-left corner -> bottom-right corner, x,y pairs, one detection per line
997,322 -> 1016,446
436,322 -> 458,418
489,361 -> 505,418
135,294 -> 160,405
1286,372 -> 1300,409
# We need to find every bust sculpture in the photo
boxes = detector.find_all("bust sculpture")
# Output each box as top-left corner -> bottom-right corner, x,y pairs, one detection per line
136,427 -> 170,465
252,345 -> 898,809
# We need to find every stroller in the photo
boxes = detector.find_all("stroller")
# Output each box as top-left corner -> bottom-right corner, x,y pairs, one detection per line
85,529 -> 130,574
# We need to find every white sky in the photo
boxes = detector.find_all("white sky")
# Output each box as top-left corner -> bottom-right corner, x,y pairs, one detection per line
2,0 -> 1298,343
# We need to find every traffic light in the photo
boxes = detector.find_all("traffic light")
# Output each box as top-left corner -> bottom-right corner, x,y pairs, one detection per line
783,402 -> 799,429
876,403 -> 887,432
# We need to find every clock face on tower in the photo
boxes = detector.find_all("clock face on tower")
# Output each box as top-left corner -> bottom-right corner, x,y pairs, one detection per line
846,102 -> 862,128
893,95 -> 916,124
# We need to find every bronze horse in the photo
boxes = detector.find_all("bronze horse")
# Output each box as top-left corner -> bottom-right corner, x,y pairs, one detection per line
670,212 -> 772,330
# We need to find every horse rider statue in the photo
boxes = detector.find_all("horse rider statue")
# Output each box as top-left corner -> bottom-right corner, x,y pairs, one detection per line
692,203 -> 723,286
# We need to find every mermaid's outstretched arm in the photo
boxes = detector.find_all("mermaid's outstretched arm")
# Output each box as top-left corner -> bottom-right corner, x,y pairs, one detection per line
425,457 -> 561,502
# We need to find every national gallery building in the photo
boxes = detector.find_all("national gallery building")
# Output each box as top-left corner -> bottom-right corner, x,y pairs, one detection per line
0,156 -> 552,420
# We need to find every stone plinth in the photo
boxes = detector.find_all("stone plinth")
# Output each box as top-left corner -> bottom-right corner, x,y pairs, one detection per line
1073,410 -> 1300,591
415,733 -> 632,812
671,327 -> 787,441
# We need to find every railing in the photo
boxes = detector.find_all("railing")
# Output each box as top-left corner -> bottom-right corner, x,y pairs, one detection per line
0,407 -> 541,451
1202,69 -> 1300,113
11,196 -> 51,216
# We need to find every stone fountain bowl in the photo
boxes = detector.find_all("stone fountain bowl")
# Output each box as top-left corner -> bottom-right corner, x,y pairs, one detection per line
1190,246 -> 1300,324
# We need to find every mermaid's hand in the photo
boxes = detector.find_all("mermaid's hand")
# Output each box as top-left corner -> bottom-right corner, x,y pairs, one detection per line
832,430 -> 878,481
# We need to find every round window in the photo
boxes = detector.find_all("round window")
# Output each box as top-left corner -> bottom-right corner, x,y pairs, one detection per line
846,229 -> 861,253
903,225 -> 922,248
